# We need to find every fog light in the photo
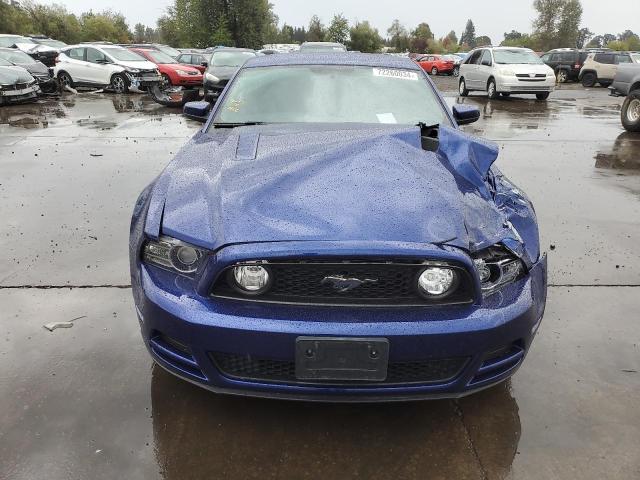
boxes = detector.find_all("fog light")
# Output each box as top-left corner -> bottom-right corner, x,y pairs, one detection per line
418,267 -> 456,296
232,265 -> 271,294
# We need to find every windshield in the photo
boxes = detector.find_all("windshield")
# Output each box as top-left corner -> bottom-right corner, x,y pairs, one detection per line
0,36 -> 35,47
0,57 -> 12,66
156,45 -> 181,58
300,43 -> 347,52
494,49 -> 543,65
0,49 -> 36,64
103,48 -> 146,61
211,65 -> 449,127
36,39 -> 66,48
146,50 -> 177,64
212,51 -> 256,67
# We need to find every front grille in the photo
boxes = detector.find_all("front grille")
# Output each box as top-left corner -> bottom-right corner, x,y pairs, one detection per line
211,259 -> 475,306
210,352 -> 468,386
516,74 -> 546,78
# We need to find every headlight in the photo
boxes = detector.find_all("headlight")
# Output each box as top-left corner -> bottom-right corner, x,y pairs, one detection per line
142,237 -> 206,275
472,245 -> 525,294
176,69 -> 189,76
127,68 -> 140,74
499,69 -> 515,76
205,72 -> 219,83
417,267 -> 458,298
230,265 -> 271,295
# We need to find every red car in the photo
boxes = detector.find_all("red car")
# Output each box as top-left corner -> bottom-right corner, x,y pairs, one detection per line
130,48 -> 203,87
416,54 -> 455,76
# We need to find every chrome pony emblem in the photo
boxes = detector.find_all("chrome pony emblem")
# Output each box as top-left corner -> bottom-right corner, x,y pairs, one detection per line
321,275 -> 379,292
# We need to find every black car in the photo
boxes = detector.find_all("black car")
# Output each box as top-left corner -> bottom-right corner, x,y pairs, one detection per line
0,47 -> 56,93
541,48 -> 607,83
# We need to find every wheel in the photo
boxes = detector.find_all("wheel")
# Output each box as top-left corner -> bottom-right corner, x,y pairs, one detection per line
431,67 -> 438,76
459,78 -> 469,97
161,73 -> 172,88
501,92 -> 511,97
581,72 -> 596,88
599,81 -> 612,88
556,69 -> 569,83
536,92 -> 550,101
452,66 -> 459,77
110,73 -> 128,94
621,90 -> 640,132
487,79 -> 499,99
57,71 -> 73,89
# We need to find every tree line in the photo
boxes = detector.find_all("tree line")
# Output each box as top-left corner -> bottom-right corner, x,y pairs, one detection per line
1,0 -> 638,53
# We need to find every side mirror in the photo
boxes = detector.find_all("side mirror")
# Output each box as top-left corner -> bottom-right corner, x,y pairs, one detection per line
183,101 -> 211,123
200,61 -> 208,67
452,104 -> 480,125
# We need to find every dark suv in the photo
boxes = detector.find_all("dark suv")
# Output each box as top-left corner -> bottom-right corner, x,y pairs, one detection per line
541,48 -> 607,83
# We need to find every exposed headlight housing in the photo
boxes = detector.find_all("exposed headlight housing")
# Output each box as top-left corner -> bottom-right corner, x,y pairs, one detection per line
417,267 -> 459,298
205,72 -> 219,83
142,236 -> 206,276
230,264 -> 272,295
472,245 -> 525,294
127,68 -> 140,74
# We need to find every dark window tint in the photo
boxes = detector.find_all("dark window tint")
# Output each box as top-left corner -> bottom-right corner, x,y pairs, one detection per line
86,48 -> 106,63
560,52 -> 575,61
467,50 -> 482,65
67,47 -> 84,61
594,54 -> 615,64
480,50 -> 492,65
549,53 -> 560,62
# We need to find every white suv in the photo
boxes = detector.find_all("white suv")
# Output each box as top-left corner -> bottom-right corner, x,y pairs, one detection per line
459,47 -> 556,100
54,44 -> 162,93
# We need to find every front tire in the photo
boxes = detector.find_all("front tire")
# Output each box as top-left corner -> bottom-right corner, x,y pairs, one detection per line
452,66 -> 460,77
536,92 -> 550,101
58,71 -> 73,89
501,92 -> 511,97
110,73 -> 128,94
581,72 -> 596,88
161,73 -> 172,88
556,69 -> 569,83
459,78 -> 469,97
621,90 -> 640,132
487,79 -> 499,99
431,67 -> 438,76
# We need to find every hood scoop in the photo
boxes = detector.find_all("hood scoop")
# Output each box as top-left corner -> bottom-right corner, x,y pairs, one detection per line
235,132 -> 260,160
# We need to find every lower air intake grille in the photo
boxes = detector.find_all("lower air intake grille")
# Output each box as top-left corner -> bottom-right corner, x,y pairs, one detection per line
210,352 -> 468,386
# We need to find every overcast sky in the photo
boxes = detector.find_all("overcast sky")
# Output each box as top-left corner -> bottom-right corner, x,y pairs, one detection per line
37,0 -> 637,44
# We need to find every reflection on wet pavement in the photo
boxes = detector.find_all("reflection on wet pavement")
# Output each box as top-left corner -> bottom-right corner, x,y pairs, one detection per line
595,133 -> 640,172
151,365 -> 520,479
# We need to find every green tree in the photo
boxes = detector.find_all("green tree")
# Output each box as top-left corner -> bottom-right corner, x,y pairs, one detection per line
134,23 -> 146,43
326,14 -> 349,44
20,1 -> 82,44
475,35 -> 492,46
280,24 -> 295,43
307,15 -> 325,42
409,22 -> 434,53
387,19 -> 410,52
576,27 -> 593,48
533,0 -> 583,50
348,21 -> 382,52
80,10 -> 131,43
0,2 -> 33,34
460,19 -> 476,48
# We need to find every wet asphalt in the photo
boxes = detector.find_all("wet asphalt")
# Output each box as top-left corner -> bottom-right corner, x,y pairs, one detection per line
1,79 -> 639,479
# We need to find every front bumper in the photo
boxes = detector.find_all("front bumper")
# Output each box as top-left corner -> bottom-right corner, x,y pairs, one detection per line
496,76 -> 556,94
0,84 -> 40,104
132,254 -> 547,402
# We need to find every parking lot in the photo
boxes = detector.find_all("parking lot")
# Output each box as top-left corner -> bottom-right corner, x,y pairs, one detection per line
1,79 -> 639,479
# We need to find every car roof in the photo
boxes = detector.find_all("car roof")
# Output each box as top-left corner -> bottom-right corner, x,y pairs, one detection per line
243,52 -> 421,70
211,47 -> 255,53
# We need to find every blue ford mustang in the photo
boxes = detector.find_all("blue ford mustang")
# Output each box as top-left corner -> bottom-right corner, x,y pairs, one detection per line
130,53 -> 547,402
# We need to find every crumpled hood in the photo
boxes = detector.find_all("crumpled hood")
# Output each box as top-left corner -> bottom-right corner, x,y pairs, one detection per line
149,124 -> 514,254
15,43 -> 56,54
0,65 -> 34,84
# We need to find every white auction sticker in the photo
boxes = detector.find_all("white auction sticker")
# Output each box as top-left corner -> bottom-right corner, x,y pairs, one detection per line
373,68 -> 419,81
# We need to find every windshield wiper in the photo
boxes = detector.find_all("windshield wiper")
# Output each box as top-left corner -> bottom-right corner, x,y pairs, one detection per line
212,121 -> 266,128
